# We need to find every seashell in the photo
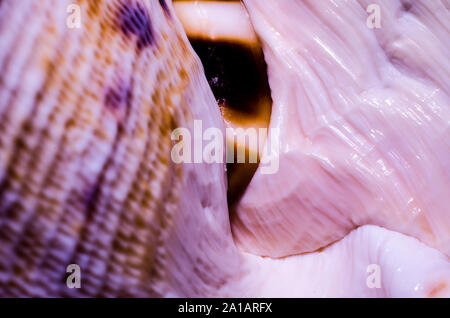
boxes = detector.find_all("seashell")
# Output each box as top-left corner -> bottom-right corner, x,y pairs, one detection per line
0,0 -> 229,297
0,0 -> 449,298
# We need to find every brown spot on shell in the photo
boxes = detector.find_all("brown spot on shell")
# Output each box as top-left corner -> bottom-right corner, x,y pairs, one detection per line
117,1 -> 155,50
402,2 -> 412,11
84,181 -> 101,221
159,0 -> 171,18
104,82 -> 132,122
